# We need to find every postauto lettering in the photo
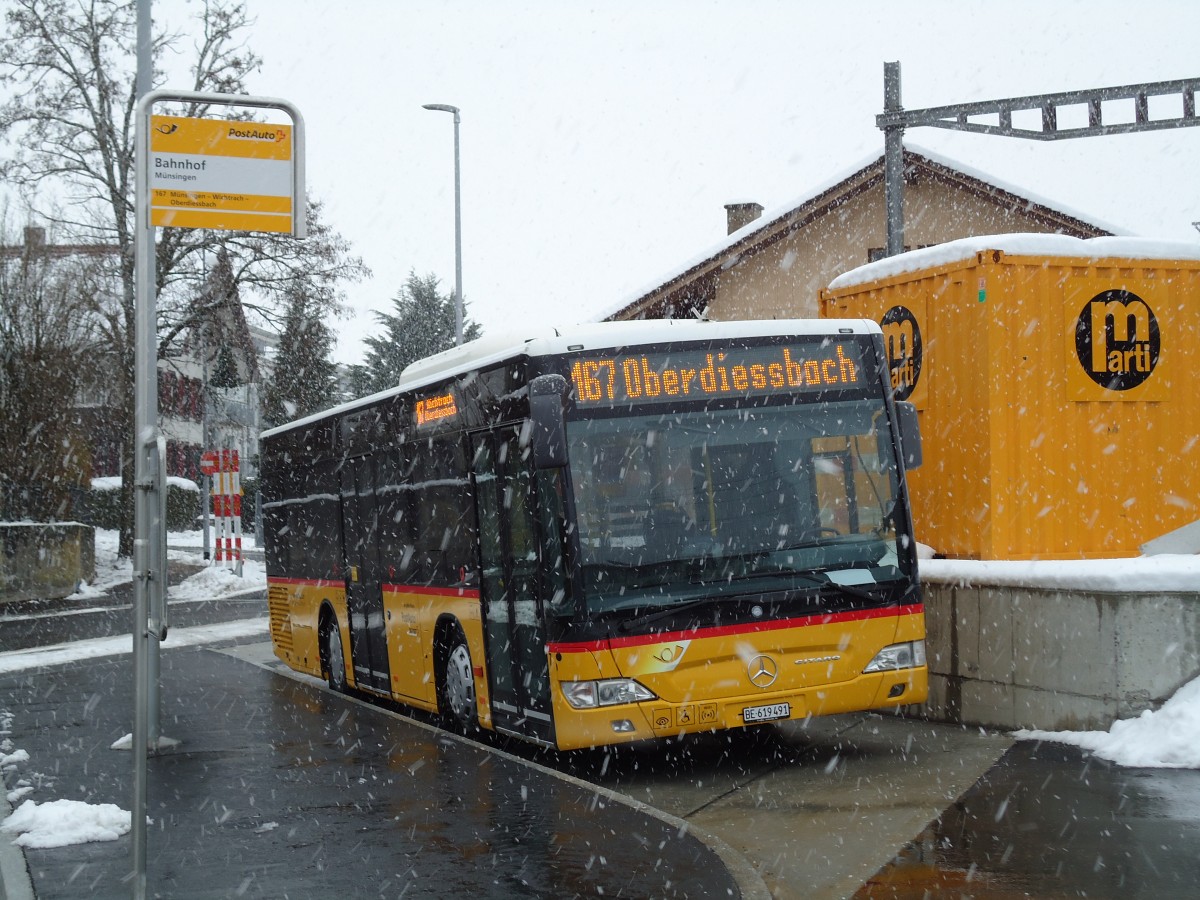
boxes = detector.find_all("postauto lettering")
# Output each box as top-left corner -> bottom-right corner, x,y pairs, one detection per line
569,341 -> 864,406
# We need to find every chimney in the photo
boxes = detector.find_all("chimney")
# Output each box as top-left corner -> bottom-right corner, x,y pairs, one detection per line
23,226 -> 46,250
724,202 -> 763,235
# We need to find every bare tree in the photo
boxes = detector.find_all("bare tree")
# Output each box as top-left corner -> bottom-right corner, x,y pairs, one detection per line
0,221 -> 96,521
0,0 -> 368,553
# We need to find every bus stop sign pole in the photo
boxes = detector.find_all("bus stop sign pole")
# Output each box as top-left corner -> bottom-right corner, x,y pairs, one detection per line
130,88 -> 305,900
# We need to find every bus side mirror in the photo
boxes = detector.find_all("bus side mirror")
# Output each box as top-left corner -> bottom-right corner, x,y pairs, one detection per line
530,374 -> 569,469
896,401 -> 922,470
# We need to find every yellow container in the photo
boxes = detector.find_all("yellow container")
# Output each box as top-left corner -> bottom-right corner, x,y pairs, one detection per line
820,236 -> 1200,560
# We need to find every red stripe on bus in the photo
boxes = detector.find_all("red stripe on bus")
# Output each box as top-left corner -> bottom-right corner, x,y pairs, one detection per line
547,603 -> 924,654
381,583 -> 481,599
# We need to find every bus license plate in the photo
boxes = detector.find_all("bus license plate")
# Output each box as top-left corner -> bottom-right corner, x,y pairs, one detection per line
743,702 -> 791,724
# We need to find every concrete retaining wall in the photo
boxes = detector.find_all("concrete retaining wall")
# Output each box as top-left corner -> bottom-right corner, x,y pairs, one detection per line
923,581 -> 1200,731
0,523 -> 95,604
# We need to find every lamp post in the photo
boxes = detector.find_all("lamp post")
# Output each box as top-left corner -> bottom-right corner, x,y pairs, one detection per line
422,103 -> 463,346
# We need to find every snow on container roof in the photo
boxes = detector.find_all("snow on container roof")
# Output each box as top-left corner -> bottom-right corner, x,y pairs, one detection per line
828,234 -> 1200,291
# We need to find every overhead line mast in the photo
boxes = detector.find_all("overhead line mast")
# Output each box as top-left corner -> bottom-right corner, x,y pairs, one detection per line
878,62 -> 1200,257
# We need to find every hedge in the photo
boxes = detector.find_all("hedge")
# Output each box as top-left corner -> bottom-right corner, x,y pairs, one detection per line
86,479 -> 203,532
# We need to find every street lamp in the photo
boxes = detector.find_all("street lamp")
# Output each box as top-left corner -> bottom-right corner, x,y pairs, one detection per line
422,103 -> 463,346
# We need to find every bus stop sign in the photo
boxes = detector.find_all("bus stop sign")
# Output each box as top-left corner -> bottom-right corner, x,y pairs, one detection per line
149,114 -> 299,234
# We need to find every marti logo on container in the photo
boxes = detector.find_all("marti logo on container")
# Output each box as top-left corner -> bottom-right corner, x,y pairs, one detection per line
880,305 -> 922,401
1074,290 -> 1160,390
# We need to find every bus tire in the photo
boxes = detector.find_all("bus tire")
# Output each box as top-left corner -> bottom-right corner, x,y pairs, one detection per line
437,626 -> 478,734
322,616 -> 347,693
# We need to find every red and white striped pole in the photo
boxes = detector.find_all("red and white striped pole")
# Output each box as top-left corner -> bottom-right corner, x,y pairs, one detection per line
212,458 -> 224,563
209,449 -> 243,575
231,449 -> 243,577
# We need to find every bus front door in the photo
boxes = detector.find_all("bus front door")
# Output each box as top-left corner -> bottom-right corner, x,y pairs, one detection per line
473,429 -> 554,746
340,458 -> 390,693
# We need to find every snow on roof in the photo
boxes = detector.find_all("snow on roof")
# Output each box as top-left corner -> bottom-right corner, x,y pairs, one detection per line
911,144 -> 1130,236
592,148 -> 887,321
594,143 -> 1130,322
827,233 -> 1200,291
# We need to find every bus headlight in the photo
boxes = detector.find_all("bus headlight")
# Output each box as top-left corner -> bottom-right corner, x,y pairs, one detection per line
561,678 -> 657,709
863,640 -> 926,673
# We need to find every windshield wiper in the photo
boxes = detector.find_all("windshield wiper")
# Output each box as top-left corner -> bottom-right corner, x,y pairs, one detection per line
728,567 -> 889,604
608,597 -> 720,633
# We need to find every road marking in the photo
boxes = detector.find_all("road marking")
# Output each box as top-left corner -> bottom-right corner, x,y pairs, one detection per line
0,618 -> 268,674
0,592 -> 265,625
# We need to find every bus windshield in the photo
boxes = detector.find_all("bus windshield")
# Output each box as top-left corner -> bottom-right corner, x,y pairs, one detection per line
566,399 -> 906,615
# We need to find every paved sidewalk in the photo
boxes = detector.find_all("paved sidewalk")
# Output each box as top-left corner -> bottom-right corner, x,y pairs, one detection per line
1,641 -> 741,899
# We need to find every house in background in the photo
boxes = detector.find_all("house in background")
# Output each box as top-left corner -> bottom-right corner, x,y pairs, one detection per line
600,146 -> 1118,323
2,226 -> 276,486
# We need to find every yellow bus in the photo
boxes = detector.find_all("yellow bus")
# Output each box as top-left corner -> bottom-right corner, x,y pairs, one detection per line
260,320 -> 927,750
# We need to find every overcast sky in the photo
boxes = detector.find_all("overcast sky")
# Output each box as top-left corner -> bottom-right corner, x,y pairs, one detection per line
167,1 -> 1200,363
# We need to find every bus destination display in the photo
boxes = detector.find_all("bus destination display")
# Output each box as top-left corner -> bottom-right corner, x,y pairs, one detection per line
415,391 -> 458,427
569,340 -> 866,407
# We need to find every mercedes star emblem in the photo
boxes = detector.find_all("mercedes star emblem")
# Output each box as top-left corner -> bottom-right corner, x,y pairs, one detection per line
747,655 -> 778,688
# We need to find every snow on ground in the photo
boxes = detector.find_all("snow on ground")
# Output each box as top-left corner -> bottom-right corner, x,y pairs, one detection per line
0,618 -> 268,675
68,528 -> 132,599
3,527 -> 268,676
71,528 -> 267,602
1,798 -> 131,849
0,616 -> 265,848
1016,675 -> 1200,768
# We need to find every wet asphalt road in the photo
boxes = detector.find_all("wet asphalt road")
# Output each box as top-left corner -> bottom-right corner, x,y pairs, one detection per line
857,740 -> 1200,899
5,575 -> 1200,898
2,643 -> 738,899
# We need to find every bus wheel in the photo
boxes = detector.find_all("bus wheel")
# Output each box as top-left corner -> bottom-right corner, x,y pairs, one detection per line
322,618 -> 346,693
438,629 -> 478,734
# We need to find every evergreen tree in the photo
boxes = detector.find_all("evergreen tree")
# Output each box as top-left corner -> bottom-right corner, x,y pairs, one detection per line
348,271 -> 480,396
262,285 -> 338,426
209,346 -> 242,390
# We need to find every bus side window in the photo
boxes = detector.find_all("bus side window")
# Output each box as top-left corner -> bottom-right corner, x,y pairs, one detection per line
376,447 -> 416,582
536,469 -> 572,616
502,425 -> 571,614
293,459 -> 340,582
502,429 -> 538,583
411,437 -> 476,587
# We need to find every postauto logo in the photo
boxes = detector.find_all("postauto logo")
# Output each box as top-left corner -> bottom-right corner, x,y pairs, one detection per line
880,305 -> 922,401
1074,289 -> 1160,391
